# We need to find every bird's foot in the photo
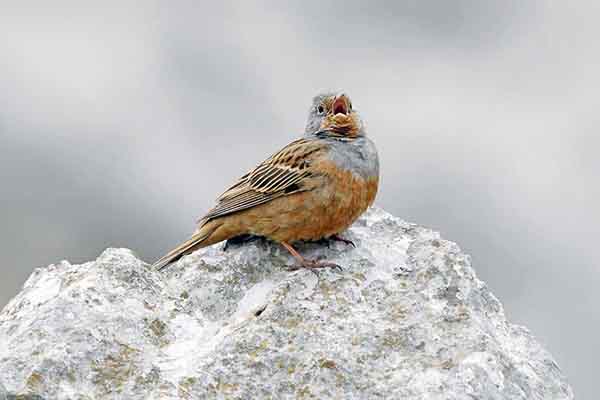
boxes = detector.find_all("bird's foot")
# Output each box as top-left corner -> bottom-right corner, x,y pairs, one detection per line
329,234 -> 356,248
311,235 -> 355,249
281,241 -> 343,275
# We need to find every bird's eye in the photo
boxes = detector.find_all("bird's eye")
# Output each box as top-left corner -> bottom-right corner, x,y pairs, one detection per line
317,105 -> 324,114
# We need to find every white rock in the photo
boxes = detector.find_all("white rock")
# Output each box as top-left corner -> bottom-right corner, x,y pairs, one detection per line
0,208 -> 573,399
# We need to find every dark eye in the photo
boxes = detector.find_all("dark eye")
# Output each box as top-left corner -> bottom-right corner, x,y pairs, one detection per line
317,105 -> 324,114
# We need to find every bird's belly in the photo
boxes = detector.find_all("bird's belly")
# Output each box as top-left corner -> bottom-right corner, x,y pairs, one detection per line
245,160 -> 378,243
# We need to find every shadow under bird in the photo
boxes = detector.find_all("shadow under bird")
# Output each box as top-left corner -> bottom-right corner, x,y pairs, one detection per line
153,91 -> 379,271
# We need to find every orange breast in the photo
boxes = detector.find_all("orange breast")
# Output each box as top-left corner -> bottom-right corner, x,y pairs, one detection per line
308,159 -> 379,239
214,159 -> 379,243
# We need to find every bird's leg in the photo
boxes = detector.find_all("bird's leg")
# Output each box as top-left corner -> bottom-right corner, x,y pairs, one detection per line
281,242 -> 343,272
328,234 -> 356,248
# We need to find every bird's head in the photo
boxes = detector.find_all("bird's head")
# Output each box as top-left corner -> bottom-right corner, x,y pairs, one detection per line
304,91 -> 364,138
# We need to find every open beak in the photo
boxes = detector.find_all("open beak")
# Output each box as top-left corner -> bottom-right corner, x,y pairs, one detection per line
331,94 -> 350,116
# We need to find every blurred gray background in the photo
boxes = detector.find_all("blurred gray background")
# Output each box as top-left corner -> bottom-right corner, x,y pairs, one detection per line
0,1 -> 597,397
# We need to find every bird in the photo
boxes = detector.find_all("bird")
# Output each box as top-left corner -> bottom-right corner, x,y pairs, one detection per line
153,91 -> 379,271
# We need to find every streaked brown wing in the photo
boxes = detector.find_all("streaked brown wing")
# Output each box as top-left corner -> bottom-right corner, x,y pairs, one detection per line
198,138 -> 325,223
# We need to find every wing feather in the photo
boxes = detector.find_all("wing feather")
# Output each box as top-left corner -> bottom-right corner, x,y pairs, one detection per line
199,138 -> 325,223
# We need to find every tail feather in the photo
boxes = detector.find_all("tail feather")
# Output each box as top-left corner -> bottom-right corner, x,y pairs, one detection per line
153,223 -> 220,271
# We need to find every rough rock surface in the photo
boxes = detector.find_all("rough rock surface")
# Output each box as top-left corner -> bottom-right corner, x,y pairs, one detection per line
0,208 -> 572,399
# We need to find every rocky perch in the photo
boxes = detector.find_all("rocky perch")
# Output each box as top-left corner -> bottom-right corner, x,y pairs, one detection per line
0,208 -> 572,399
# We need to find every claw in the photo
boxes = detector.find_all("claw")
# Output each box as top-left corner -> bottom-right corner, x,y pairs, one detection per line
281,242 -> 344,274
329,234 -> 356,248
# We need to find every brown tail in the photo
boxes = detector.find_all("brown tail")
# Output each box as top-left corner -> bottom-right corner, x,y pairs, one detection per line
153,221 -> 222,271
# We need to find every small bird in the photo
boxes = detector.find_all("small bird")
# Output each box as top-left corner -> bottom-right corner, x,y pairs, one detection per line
153,91 -> 379,271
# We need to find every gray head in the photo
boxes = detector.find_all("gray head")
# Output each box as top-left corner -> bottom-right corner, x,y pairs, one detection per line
304,90 -> 364,138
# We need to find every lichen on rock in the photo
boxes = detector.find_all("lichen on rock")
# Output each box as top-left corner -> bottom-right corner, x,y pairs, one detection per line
0,208 -> 573,399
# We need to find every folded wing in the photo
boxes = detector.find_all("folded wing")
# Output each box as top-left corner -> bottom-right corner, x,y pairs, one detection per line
198,138 -> 326,224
